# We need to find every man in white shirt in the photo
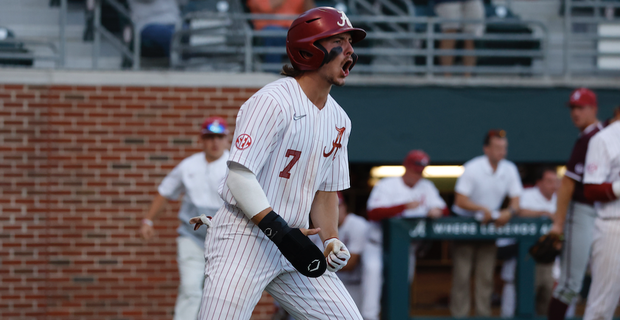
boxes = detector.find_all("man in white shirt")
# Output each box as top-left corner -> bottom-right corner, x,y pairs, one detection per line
364,150 -> 446,320
140,117 -> 229,320
499,167 -> 558,317
450,129 -> 523,317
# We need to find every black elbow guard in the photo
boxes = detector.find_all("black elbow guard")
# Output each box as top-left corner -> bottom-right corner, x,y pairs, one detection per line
258,211 -> 327,278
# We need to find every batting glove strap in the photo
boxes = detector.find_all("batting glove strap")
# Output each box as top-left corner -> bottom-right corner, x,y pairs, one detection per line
257,211 -> 292,245
199,214 -> 212,227
189,214 -> 212,231
324,238 -> 351,272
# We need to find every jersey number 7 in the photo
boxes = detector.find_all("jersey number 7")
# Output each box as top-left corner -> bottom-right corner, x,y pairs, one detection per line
279,149 -> 302,179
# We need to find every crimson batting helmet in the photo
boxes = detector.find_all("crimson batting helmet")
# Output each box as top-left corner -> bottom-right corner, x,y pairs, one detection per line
286,7 -> 366,71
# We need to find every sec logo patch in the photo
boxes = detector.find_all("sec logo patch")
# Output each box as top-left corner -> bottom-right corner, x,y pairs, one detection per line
235,134 -> 252,150
587,163 -> 598,174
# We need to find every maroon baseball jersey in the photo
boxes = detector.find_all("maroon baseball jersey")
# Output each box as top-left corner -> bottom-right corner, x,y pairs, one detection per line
565,122 -> 604,205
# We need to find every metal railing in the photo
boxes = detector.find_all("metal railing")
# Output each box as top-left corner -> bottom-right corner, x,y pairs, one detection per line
6,0 -> 620,78
170,12 -> 549,76
91,0 -> 140,69
0,39 -> 62,67
563,0 -> 620,76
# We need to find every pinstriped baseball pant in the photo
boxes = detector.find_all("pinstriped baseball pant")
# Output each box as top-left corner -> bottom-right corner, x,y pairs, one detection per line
584,218 -> 620,320
198,224 -> 362,320
553,201 -> 597,304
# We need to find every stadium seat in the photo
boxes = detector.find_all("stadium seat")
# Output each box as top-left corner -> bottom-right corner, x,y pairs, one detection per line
476,5 -> 540,68
0,27 -> 34,67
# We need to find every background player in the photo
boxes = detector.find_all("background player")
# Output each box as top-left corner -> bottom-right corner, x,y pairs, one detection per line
140,117 -> 229,320
547,88 -> 604,320
499,167 -> 558,317
364,150 -> 446,320
191,7 -> 366,320
582,109 -> 620,320
310,192 -> 369,309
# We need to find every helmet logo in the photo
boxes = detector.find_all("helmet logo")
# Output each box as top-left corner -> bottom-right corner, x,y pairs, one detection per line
336,11 -> 352,28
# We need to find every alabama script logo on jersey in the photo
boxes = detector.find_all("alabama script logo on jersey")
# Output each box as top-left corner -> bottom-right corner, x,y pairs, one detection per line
323,126 -> 346,160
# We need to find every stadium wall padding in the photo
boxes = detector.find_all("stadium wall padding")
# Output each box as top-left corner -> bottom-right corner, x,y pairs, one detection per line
331,86 -> 620,164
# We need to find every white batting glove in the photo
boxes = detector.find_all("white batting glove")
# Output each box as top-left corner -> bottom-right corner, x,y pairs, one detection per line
189,214 -> 212,231
323,238 -> 351,272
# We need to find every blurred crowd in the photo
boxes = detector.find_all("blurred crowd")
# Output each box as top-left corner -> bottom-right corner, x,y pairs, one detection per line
102,0 -> 488,71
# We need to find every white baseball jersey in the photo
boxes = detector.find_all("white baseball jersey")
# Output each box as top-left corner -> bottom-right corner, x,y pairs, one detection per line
157,151 -> 229,248
520,187 -> 557,214
583,121 -> 620,218
582,121 -> 620,320
367,177 -> 446,242
200,77 -> 362,320
219,77 -> 351,228
361,177 -> 445,320
497,187 -> 556,247
367,177 -> 447,218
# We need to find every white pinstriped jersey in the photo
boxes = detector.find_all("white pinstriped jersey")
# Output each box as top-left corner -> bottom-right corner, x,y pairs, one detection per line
220,77 -> 352,228
584,121 -> 620,218
367,177 -> 446,218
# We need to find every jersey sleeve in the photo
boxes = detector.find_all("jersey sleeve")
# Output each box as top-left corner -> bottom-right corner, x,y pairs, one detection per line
565,141 -> 584,182
344,217 -> 368,255
508,164 -> 524,198
157,162 -> 185,200
367,180 -> 391,211
454,166 -> 475,197
518,189 -> 535,209
319,121 -> 351,192
584,134 -> 610,184
227,94 -> 286,175
426,182 -> 447,209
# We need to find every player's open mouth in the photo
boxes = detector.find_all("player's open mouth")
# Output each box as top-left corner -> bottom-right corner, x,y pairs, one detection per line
342,60 -> 352,76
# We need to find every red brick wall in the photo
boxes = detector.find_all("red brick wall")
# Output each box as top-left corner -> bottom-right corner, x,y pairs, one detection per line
0,83 -> 277,320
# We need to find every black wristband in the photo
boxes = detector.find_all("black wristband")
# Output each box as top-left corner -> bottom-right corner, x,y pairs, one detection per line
257,211 -> 291,244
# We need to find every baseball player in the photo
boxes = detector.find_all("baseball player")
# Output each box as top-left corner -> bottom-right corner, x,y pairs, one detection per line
499,167 -> 558,317
309,192 -> 369,309
547,88 -> 604,320
140,116 -> 229,320
189,7 -> 366,320
363,150 -> 447,320
581,110 -> 620,320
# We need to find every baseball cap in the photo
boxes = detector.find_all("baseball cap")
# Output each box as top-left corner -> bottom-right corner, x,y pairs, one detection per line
567,88 -> 597,108
483,129 -> 506,146
403,150 -> 430,174
201,116 -> 229,135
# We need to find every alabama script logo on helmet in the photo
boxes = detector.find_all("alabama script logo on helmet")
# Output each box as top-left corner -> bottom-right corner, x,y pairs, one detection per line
286,7 -> 366,71
336,10 -> 352,28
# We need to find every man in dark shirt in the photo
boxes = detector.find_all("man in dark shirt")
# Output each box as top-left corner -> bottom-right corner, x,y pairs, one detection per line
547,88 -> 604,320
